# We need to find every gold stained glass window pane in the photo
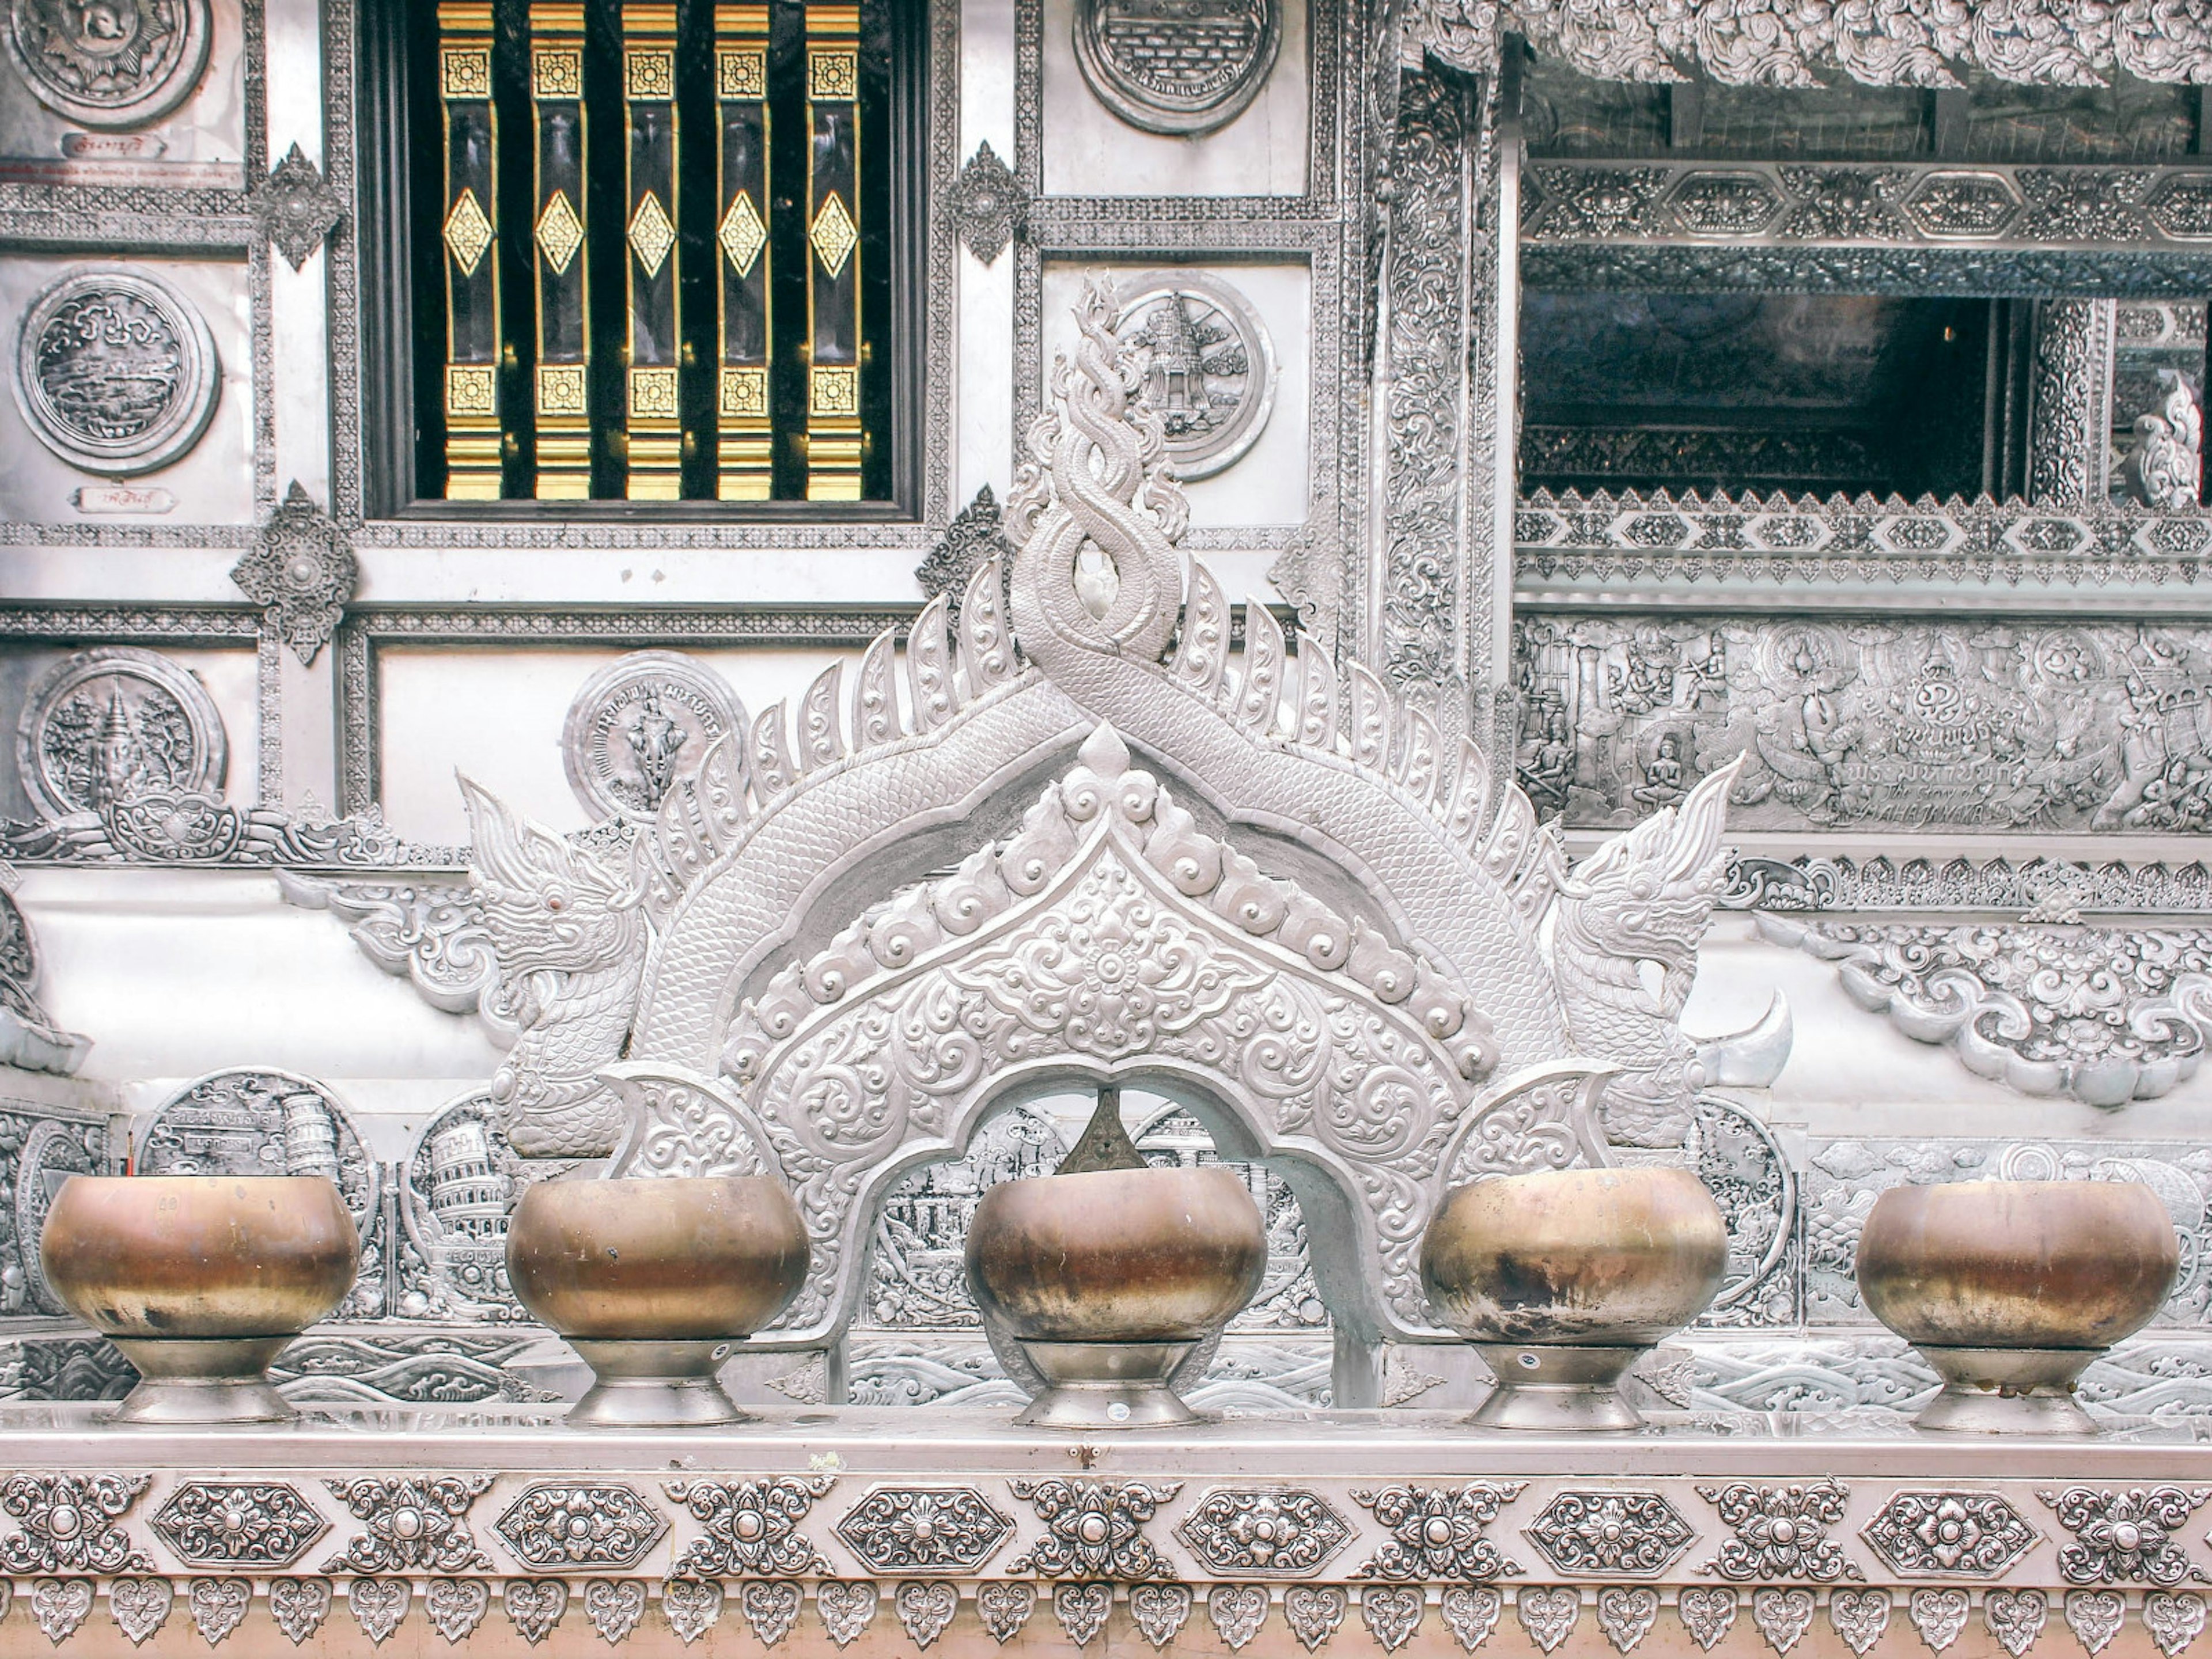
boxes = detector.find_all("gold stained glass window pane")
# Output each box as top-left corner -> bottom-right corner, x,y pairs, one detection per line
443,187 -> 494,275
536,189 -> 584,275
628,190 -> 676,278
718,190 -> 767,278
810,190 -> 856,279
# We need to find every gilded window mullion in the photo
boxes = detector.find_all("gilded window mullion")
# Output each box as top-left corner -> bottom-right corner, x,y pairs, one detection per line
714,5 -> 772,501
803,3 -> 862,502
622,2 -> 683,499
438,1 -> 502,499
529,3 -> 590,498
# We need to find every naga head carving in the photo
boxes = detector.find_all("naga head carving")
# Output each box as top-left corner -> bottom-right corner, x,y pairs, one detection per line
460,774 -> 644,978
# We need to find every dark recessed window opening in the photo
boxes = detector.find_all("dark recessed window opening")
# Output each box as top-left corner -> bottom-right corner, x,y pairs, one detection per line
1518,291 -> 2014,501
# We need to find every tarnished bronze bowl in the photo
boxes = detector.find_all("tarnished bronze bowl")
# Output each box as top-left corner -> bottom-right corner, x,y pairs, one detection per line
967,1165 -> 1267,1429
1857,1179 -> 2177,1434
41,1175 -> 358,1425
507,1175 -> 809,1427
1422,1166 -> 1729,1431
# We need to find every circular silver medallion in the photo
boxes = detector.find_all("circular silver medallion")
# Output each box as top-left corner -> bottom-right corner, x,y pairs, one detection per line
138,1067 -> 377,1232
1072,0 -> 1281,137
1112,270 -> 1277,480
399,1092 -> 532,1321
13,269 -> 220,476
562,651 -> 748,822
14,645 -> 226,820
5,0 -> 212,128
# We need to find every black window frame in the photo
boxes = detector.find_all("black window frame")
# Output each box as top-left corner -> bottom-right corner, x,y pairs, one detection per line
354,0 -> 929,521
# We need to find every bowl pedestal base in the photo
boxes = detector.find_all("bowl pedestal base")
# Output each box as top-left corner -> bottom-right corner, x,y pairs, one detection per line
566,1339 -> 748,1428
1912,1346 -> 2099,1435
1013,1339 -> 1203,1430
1468,1342 -> 1649,1432
108,1336 -> 297,1426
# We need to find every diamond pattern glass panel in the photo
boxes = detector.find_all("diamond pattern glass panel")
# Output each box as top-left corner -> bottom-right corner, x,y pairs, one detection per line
444,188 -> 494,276
719,191 -> 767,278
810,190 -> 857,279
628,190 -> 676,278
536,190 -> 584,275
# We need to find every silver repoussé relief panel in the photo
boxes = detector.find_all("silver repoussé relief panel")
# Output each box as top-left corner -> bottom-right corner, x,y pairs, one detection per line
138,1068 -> 384,1317
1103,272 -> 1275,482
3,1112 -> 109,1316
561,653 -> 747,823
12,271 -> 221,476
5,0 -> 213,127
1407,0 -> 2212,92
14,646 -> 226,822
1071,0 -> 1279,137
1762,916 -> 2212,1107
1524,164 -> 2212,253
1514,615 -> 2212,834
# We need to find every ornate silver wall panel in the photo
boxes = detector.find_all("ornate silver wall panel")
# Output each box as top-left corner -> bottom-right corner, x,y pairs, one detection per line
1408,0 -> 2212,89
1516,615 -> 2212,833
12,270 -> 219,476
560,653 -> 747,824
13,645 -> 226,820
1525,164 -> 2212,255
1721,851 -> 2212,917
395,1092 -> 533,1324
1071,0 -> 1281,138
4,0 -> 213,129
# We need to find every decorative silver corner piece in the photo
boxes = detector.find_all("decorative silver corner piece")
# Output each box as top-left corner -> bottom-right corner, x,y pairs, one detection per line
232,483 -> 359,666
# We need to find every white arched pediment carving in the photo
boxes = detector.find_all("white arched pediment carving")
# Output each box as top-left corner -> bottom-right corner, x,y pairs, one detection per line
611,726 -> 1611,1346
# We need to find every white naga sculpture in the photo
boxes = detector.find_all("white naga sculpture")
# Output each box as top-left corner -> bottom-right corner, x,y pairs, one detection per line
463,282 -> 1755,1357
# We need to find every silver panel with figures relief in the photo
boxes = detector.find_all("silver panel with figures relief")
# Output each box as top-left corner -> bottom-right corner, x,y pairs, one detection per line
1109,272 -> 1275,481
137,1069 -> 382,1316
1071,0 -> 1279,137
560,653 -> 747,823
12,271 -> 221,477
14,646 -> 226,821
4,0 -> 212,127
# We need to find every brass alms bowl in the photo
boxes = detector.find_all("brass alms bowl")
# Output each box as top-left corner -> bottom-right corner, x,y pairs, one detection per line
41,1174 -> 358,1425
967,1165 -> 1267,1429
1422,1166 -> 1729,1431
1857,1179 -> 2177,1434
507,1175 -> 809,1426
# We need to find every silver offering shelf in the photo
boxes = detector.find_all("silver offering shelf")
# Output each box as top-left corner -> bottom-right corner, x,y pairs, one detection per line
0,1405 -> 2210,1655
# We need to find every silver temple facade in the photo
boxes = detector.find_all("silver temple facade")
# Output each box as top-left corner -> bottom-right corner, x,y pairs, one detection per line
1,0 -> 2211,1452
